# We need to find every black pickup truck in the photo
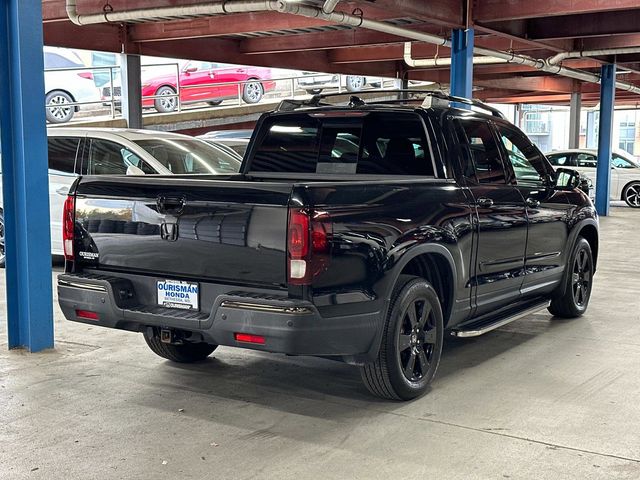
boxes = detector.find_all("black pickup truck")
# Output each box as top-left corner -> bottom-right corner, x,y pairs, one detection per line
58,92 -> 598,400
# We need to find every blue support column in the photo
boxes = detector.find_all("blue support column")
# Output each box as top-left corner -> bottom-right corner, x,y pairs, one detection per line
595,63 -> 616,216
0,0 -> 54,351
450,28 -> 474,99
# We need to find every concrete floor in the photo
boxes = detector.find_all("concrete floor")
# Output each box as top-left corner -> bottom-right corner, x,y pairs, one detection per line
1,206 -> 639,480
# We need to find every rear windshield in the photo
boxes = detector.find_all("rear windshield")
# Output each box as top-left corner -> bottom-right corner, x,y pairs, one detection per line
134,138 -> 241,174
250,111 -> 435,176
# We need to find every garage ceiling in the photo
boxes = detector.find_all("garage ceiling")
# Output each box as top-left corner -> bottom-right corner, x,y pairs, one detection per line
41,0 -> 640,105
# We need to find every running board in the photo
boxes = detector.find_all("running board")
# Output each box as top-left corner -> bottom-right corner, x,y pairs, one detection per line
451,300 -> 551,338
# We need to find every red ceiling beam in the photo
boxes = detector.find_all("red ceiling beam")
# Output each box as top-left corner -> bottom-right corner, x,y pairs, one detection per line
474,76 -> 575,93
347,0 -> 463,28
474,0 -> 640,23
43,21 -> 122,52
43,0 -> 213,21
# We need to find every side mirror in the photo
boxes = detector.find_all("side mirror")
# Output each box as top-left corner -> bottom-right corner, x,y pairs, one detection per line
554,168 -> 580,190
554,167 -> 586,193
126,165 -> 146,176
184,66 -> 198,74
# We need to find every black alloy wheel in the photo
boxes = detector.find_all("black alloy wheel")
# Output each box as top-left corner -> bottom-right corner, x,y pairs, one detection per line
361,275 -> 444,400
548,237 -> 594,318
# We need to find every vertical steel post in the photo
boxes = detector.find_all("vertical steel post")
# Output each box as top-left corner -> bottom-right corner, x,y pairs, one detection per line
0,0 -> 54,351
450,28 -> 474,99
120,54 -> 143,129
595,64 -> 616,216
568,91 -> 582,149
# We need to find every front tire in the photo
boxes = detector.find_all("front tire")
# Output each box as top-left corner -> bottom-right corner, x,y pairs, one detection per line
45,90 -> 75,124
143,329 -> 217,363
305,88 -> 323,95
207,100 -> 223,106
154,86 -> 178,113
622,181 -> 640,208
242,80 -> 264,104
548,237 -> 594,318
360,275 -> 444,400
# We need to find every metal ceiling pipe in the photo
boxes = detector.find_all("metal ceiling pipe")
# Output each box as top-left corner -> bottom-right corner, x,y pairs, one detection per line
548,47 -> 640,65
65,0 -> 279,25
64,0 -> 640,94
321,0 -> 341,14
403,42 -> 506,67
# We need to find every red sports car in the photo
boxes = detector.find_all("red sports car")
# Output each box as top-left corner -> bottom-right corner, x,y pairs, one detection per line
141,61 -> 276,112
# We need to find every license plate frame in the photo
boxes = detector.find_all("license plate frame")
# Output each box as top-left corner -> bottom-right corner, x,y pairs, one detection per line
156,279 -> 200,311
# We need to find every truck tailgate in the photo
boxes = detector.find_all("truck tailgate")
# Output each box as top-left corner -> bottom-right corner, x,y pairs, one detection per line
73,176 -> 292,288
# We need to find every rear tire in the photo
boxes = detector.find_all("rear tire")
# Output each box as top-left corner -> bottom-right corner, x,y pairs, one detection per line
154,86 -> 178,113
143,329 -> 217,363
548,237 -> 593,318
360,275 -> 444,400
45,90 -> 75,124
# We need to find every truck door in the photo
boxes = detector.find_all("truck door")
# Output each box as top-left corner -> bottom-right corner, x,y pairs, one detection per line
495,122 -> 570,297
455,118 -> 528,316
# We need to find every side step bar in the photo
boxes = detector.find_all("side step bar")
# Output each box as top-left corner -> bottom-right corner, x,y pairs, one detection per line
451,300 -> 551,338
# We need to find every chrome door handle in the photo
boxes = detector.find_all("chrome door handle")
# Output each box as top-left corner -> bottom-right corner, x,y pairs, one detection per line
526,197 -> 541,208
476,197 -> 494,208
56,186 -> 69,196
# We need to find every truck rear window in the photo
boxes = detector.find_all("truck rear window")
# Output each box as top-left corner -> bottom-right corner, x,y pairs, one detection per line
250,111 -> 435,176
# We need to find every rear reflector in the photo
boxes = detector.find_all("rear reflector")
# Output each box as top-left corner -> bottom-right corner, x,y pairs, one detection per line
76,310 -> 99,320
234,333 -> 265,345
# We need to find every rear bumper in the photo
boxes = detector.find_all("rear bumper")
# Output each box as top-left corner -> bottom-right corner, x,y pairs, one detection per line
58,272 -> 380,362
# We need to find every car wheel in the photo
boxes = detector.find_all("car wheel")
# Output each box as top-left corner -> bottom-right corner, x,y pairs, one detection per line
622,181 -> 640,208
143,328 -> 217,363
207,100 -> 223,106
548,237 -> 594,318
306,88 -> 323,95
45,91 -> 75,124
242,81 -> 264,104
360,275 -> 444,400
345,76 -> 366,92
154,86 -> 178,113
0,209 -> 5,268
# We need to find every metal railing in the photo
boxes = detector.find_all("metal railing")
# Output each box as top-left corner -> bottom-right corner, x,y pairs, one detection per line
44,62 -> 399,124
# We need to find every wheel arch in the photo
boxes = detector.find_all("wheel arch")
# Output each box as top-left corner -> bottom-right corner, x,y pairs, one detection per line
578,222 -> 599,271
155,84 -> 177,93
387,244 -> 457,327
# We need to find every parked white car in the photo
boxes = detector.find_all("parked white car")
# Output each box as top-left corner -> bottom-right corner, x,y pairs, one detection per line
0,128 -> 242,266
44,47 -> 102,124
297,72 -> 382,94
546,148 -> 640,208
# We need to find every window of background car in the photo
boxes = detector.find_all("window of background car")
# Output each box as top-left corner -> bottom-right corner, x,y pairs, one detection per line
496,125 -> 547,184
44,53 -> 83,69
576,153 -> 597,168
134,138 -> 241,174
456,119 -> 506,184
85,139 -> 154,175
547,154 -> 575,167
612,154 -> 640,168
48,137 -> 81,174
250,112 -> 434,176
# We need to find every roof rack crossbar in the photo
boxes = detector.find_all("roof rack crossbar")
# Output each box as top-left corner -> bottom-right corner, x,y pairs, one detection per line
274,89 -> 505,119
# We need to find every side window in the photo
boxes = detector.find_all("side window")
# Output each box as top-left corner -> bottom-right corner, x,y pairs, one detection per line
48,137 -> 81,174
86,139 -> 154,175
576,153 -> 597,168
457,119 -> 505,184
496,125 -> 547,184
547,154 -> 572,167
612,155 -> 636,169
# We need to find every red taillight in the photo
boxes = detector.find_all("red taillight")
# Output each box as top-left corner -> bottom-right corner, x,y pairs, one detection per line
234,333 -> 265,344
63,195 -> 75,261
77,72 -> 94,80
287,209 -> 331,285
76,310 -> 99,320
